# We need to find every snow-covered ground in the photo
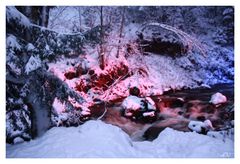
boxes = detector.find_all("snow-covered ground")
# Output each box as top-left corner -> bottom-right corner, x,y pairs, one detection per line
6,120 -> 234,158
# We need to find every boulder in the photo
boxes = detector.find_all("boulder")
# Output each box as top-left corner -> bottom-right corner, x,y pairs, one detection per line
129,86 -> 140,96
209,92 -> 227,106
121,95 -> 157,122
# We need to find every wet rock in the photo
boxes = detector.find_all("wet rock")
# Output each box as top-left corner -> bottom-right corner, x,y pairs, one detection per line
64,69 -> 78,80
64,64 -> 87,80
89,100 -> 106,119
200,105 -> 215,113
101,107 -> 147,137
143,126 -> 166,141
129,87 -> 140,96
143,119 -> 190,141
156,97 -> 185,110
196,115 -> 206,121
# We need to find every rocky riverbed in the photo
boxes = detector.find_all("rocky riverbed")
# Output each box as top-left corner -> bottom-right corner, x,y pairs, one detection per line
101,83 -> 234,141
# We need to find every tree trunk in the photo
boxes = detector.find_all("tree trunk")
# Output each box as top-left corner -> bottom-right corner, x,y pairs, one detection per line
25,6 -> 32,42
116,7 -> 125,58
41,6 -> 50,27
78,7 -> 82,32
99,6 -> 105,70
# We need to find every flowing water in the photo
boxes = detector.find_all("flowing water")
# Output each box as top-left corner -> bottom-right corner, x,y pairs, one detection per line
101,83 -> 234,141
163,83 -> 234,102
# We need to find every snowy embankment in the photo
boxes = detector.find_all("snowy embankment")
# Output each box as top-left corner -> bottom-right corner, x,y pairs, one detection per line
6,120 -> 233,158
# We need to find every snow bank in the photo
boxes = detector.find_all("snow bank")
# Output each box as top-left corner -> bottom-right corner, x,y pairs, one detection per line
6,120 -> 233,158
6,120 -> 134,158
207,128 -> 234,141
146,127 -> 233,158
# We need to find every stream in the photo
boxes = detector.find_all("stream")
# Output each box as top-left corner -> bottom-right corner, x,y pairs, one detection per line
101,83 -> 234,141
163,83 -> 234,102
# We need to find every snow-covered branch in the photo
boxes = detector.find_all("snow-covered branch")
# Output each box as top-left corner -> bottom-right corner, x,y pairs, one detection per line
141,23 -> 207,56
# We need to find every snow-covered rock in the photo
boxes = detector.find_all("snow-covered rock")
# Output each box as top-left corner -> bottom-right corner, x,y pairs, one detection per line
13,137 -> 25,144
25,55 -> 42,74
122,96 -> 157,120
145,97 -> 157,110
209,92 -> 227,105
142,111 -> 155,117
188,120 -> 214,134
6,121 -> 234,158
122,95 -> 144,112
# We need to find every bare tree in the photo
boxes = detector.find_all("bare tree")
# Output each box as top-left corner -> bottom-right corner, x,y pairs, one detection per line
77,7 -> 82,32
116,7 -> 126,58
48,7 -> 68,29
99,6 -> 105,70
41,6 -> 47,27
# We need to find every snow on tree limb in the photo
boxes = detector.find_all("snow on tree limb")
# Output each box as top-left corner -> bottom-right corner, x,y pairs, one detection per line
140,23 -> 207,56
31,24 -> 85,37
6,35 -> 22,50
25,55 -> 42,75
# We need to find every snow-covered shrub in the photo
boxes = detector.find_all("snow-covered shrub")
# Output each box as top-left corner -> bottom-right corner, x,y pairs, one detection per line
74,60 -> 129,94
6,34 -> 24,76
6,98 -> 31,143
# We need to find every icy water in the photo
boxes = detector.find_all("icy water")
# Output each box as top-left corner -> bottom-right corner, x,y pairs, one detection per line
163,83 -> 234,102
102,83 -> 234,141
